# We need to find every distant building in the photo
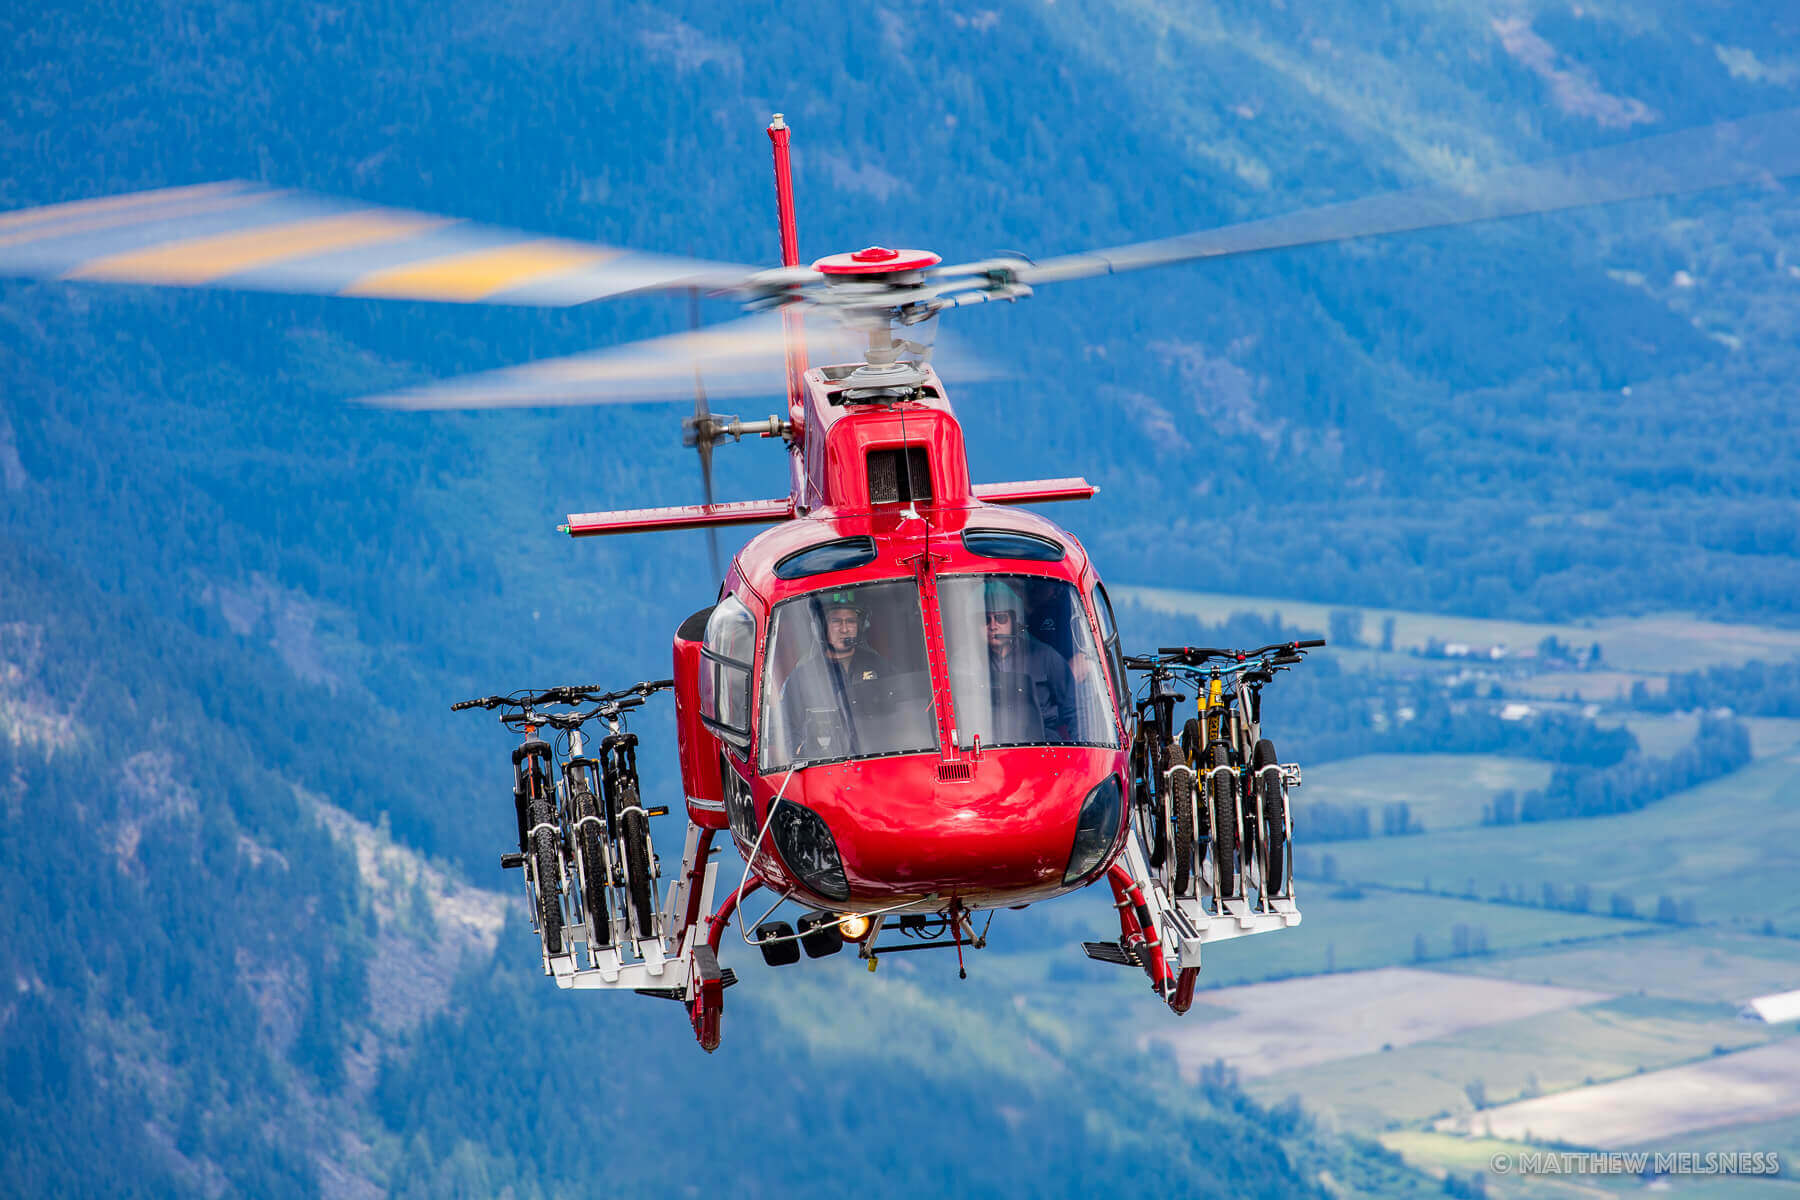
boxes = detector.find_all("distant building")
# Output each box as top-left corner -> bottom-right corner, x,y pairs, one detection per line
1499,703 -> 1534,722
1740,989 -> 1800,1024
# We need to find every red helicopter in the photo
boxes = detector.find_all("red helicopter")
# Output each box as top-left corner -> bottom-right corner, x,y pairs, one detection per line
4,110 -> 1795,1050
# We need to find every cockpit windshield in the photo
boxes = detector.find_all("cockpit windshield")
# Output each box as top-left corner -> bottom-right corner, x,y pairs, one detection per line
939,574 -> 1119,750
760,579 -> 939,772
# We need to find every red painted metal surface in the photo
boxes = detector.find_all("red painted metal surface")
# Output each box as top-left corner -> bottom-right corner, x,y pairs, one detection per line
678,827 -> 717,941
672,633 -> 726,825
971,477 -> 1098,506
1108,863 -> 1173,995
812,246 -> 943,275
742,747 -> 1128,910
767,115 -> 808,411
562,497 -> 793,537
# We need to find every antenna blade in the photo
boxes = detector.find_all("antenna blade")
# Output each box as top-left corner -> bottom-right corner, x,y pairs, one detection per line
1013,106 -> 1800,285
0,181 -> 757,304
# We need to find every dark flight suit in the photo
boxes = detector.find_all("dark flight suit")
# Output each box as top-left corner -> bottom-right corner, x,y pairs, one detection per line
779,644 -> 890,758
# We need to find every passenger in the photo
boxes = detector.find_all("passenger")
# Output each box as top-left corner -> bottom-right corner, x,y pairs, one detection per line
779,589 -> 890,757
983,579 -> 1074,741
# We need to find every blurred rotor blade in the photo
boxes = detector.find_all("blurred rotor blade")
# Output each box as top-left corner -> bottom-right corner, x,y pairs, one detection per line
359,311 -> 1002,410
362,312 -> 812,409
690,288 -> 724,581
0,180 -> 756,304
1012,106 -> 1800,285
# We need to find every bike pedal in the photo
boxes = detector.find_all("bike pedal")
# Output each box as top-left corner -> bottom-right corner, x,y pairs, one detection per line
499,852 -> 525,870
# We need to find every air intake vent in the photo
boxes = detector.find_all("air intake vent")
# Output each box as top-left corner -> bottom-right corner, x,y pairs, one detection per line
867,446 -> 933,505
936,761 -> 972,783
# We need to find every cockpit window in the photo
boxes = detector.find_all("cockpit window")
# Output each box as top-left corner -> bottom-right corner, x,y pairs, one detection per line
938,574 -> 1119,750
760,579 -> 939,772
961,529 -> 1065,562
700,595 -> 756,746
773,536 -> 878,581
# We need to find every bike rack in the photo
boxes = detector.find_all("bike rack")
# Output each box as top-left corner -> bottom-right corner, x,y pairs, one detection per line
1119,761 -> 1304,977
548,823 -> 722,993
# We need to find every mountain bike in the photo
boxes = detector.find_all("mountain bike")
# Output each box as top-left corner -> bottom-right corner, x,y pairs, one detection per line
1126,641 -> 1321,908
454,679 -> 673,958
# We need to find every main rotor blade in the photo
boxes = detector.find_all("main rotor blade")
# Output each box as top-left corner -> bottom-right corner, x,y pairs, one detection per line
359,313 -> 1002,410
1013,106 -> 1800,285
0,181 -> 756,304
360,312 -> 815,409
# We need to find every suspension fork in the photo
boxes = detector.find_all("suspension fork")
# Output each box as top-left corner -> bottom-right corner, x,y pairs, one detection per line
510,726 -> 553,851
597,730 -> 639,839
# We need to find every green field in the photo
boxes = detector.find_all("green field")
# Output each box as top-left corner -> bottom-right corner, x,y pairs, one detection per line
1304,753 -> 1554,832
1246,993 -> 1784,1135
1192,886 -> 1647,988
1438,929 -> 1800,1006
1115,586 -> 1800,674
1606,714 -> 1800,760
1314,751 -> 1800,934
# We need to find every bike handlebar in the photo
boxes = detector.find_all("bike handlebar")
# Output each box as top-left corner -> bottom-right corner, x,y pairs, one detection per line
1150,639 -> 1324,667
452,677 -> 676,715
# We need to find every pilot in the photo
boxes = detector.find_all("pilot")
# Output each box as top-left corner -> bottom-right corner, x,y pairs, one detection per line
983,579 -> 1074,742
779,589 -> 890,757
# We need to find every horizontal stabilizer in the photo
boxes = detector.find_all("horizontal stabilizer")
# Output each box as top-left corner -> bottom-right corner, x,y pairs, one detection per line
562,497 -> 794,538
973,477 -> 1097,505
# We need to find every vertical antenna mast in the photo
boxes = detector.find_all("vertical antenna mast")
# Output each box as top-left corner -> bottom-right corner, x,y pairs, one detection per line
767,114 -> 807,410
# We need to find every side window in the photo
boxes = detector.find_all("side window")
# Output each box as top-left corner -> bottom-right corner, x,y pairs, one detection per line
700,595 -> 756,746
1093,583 -> 1128,713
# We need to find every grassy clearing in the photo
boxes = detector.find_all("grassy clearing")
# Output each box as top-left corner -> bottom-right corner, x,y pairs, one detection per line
1438,930 -> 1800,1006
1115,585 -> 1800,673
1603,714 -> 1800,760
1244,993 -> 1780,1136
1304,753 -> 1553,832
1194,885 -> 1646,988
1314,752 -> 1800,934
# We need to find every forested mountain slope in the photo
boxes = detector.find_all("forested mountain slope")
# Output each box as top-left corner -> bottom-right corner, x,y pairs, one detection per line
4,0 -> 1798,1194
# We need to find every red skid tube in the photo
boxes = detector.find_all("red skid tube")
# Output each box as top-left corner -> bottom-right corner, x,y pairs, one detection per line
689,877 -> 765,1053
1106,863 -> 1174,998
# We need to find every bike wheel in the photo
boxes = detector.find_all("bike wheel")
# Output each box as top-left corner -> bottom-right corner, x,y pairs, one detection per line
619,787 -> 656,939
1209,769 -> 1240,901
1181,717 -> 1202,765
569,783 -> 610,947
528,791 -> 564,954
1169,765 -> 1195,897
1137,729 -> 1169,867
1255,739 -> 1287,896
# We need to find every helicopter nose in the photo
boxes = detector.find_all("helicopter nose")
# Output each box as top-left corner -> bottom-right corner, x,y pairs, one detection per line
789,748 -> 1125,903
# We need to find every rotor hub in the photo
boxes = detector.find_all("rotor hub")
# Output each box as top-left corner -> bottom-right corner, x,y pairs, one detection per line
812,246 -> 942,276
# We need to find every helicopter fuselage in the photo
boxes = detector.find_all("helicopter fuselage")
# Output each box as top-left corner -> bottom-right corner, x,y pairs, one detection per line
671,364 -> 1133,917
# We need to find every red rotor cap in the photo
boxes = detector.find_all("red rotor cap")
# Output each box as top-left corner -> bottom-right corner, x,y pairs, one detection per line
813,246 -> 942,275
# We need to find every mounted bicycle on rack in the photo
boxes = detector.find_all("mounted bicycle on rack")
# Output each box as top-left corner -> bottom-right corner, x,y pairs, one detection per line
1092,640 -> 1321,996
453,679 -> 681,979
